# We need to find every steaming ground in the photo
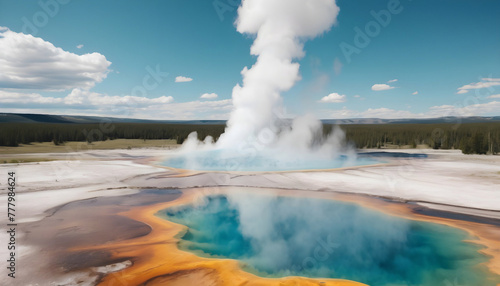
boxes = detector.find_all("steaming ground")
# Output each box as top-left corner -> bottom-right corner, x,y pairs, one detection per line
154,148 -> 500,214
1,148 -> 498,215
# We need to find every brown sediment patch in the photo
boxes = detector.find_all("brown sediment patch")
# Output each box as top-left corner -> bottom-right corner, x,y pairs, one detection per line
140,268 -> 220,286
75,188 -> 366,286
18,189 -> 181,285
82,187 -> 500,286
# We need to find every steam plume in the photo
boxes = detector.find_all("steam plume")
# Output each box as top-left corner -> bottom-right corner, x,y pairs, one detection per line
217,0 -> 340,148
176,0 -> 348,171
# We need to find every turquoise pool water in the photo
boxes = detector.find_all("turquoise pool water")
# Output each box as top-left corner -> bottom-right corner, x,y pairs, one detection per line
162,149 -> 383,171
159,194 -> 500,286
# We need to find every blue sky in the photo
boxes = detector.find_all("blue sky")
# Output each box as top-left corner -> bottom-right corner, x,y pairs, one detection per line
0,0 -> 499,119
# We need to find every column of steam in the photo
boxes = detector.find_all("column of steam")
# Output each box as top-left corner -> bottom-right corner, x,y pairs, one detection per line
216,0 -> 340,149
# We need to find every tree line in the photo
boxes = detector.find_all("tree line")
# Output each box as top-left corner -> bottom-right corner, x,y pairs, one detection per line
0,122 -> 499,154
335,123 -> 500,154
0,123 -> 225,146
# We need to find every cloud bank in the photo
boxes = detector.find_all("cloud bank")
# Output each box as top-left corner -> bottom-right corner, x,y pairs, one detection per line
0,27 -> 111,91
326,101 -> 500,119
457,78 -> 500,94
0,88 -> 232,120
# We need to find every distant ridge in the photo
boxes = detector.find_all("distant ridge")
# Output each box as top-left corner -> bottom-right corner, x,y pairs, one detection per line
0,113 -> 74,124
1,113 -> 499,125
0,113 -> 227,125
321,116 -> 500,124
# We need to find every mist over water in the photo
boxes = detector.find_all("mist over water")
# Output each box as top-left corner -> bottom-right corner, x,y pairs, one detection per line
169,0 -> 349,171
161,192 -> 499,286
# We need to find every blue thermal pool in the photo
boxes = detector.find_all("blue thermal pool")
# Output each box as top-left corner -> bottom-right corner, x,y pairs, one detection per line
160,150 -> 408,171
158,193 -> 499,286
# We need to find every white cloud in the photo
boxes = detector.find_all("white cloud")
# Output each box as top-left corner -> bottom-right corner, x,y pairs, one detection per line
371,84 -> 395,91
328,107 -> 357,118
371,79 -> 398,91
152,99 -> 232,120
175,76 -> 193,83
428,101 -> 500,117
325,107 -> 418,119
0,27 -> 111,91
487,94 -> 500,99
412,91 -> 418,95
320,93 -> 346,103
362,108 -> 417,118
0,89 -> 235,120
0,89 -> 174,107
200,93 -> 218,99
76,44 -> 84,49
64,88 -> 175,106
63,88 -> 99,105
353,95 -> 361,98
457,78 -> 500,94
0,90 -> 62,104
325,101 -> 500,119
3,88 -> 498,121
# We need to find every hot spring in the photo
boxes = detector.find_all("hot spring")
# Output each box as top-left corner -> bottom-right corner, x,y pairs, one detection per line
162,150 -> 376,171
161,150 -> 428,172
158,192 -> 499,286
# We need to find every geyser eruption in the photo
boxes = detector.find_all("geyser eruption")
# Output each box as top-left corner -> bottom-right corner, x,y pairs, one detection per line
217,0 -> 340,148
169,0 -> 358,171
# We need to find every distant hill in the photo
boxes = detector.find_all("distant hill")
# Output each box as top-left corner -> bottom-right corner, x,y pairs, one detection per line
1,112 -> 499,125
322,116 -> 500,125
0,113 -> 75,123
0,113 -> 227,125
